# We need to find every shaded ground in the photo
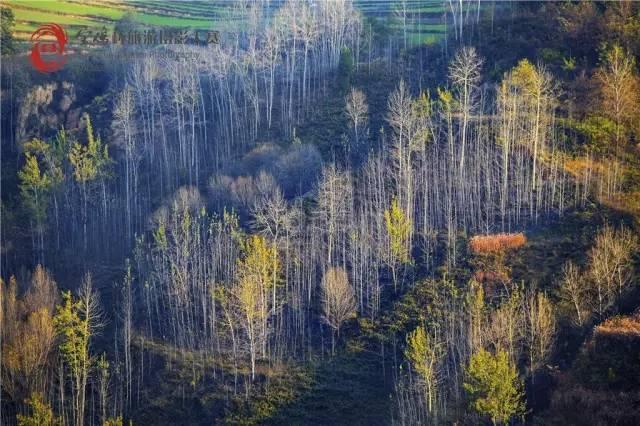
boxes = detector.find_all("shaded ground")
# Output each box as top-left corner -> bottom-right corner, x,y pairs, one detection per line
267,348 -> 393,426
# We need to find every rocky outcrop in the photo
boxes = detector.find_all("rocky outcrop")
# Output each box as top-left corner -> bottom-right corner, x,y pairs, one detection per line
16,81 -> 83,145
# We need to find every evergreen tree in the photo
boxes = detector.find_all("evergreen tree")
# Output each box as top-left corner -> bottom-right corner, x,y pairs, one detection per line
19,154 -> 51,226
18,144 -> 53,258
17,393 -> 59,426
54,275 -> 102,426
464,349 -> 525,425
68,115 -> 111,251
1,7 -> 16,56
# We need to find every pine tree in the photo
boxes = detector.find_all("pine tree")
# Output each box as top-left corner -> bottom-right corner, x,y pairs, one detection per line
464,349 -> 525,425
16,393 -> 59,426
69,115 -> 111,184
68,114 -> 111,251
18,150 -> 52,257
54,275 -> 102,426
0,7 -> 16,55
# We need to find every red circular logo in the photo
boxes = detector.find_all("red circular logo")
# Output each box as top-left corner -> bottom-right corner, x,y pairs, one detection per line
30,24 -> 68,73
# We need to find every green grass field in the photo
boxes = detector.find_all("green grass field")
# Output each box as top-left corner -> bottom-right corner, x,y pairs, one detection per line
355,0 -> 448,45
5,0 -> 242,40
7,0 -> 450,47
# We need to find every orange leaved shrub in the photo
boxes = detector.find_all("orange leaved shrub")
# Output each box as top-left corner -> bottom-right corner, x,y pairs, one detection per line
595,312 -> 640,338
469,232 -> 527,255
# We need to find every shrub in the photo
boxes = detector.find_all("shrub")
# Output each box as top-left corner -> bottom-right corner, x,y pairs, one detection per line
469,233 -> 527,255
596,312 -> 640,338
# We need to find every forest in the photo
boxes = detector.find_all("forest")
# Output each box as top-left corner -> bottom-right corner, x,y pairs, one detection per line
1,1 -> 640,424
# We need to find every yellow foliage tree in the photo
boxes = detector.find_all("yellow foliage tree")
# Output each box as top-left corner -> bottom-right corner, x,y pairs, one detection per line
68,115 -> 110,185
234,234 -> 279,380
54,274 -> 101,426
16,392 -> 60,426
405,326 -> 441,416
102,417 -> 124,426
321,267 -> 356,355
18,151 -> 52,254
509,59 -> 555,188
595,44 -> 639,151
1,267 -> 57,405
68,114 -> 111,250
466,279 -> 485,354
384,198 -> 412,292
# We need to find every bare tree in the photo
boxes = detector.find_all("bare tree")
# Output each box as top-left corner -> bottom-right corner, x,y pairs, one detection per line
24,265 -> 59,315
525,291 -> 555,376
466,279 -> 485,356
589,225 -> 638,318
387,80 -> 429,229
448,47 -> 482,172
316,165 -> 352,268
488,287 -> 524,365
345,87 -> 368,148
321,267 -> 356,355
113,85 -> 138,242
509,60 -> 556,192
595,44 -> 639,153
251,175 -> 293,313
121,261 -> 133,413
1,268 -> 58,408
393,0 -> 409,51
297,2 -> 319,111
55,273 -> 104,426
558,261 -> 588,326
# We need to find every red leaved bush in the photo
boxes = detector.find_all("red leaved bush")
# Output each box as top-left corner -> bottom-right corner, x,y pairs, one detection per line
469,232 -> 527,254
